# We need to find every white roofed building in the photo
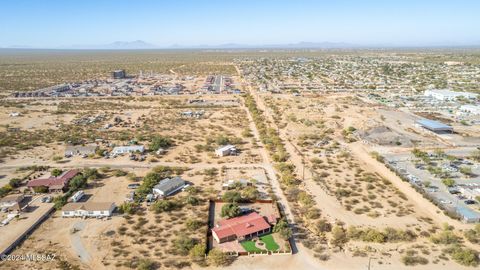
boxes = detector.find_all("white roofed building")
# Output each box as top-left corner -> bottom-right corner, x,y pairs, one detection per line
458,104 -> 480,115
424,89 -> 478,101
112,145 -> 145,155
215,145 -> 237,157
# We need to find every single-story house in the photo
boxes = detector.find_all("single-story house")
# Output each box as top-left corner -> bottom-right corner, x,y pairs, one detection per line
212,212 -> 272,243
112,145 -> 145,155
27,170 -> 79,193
215,145 -> 237,157
152,177 -> 186,197
0,194 -> 24,211
62,202 -> 116,218
65,145 -> 98,156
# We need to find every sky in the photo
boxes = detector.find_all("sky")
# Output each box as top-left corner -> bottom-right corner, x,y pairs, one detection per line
1,0 -> 479,48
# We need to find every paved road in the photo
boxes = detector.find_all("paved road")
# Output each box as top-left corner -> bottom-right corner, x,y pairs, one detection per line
213,75 -> 223,92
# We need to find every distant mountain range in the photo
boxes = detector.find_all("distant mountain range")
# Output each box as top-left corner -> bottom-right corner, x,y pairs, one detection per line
53,40 -> 360,49
169,41 -> 358,49
2,40 -> 480,50
61,40 -> 158,49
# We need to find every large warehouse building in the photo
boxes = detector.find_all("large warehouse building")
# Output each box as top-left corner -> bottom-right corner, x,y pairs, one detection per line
416,119 -> 453,133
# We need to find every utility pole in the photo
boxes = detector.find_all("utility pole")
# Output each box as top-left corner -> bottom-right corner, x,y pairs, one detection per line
368,257 -> 375,270
302,159 -> 305,182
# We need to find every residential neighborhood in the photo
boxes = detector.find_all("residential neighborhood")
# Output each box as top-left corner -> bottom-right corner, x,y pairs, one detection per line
1,2 -> 480,269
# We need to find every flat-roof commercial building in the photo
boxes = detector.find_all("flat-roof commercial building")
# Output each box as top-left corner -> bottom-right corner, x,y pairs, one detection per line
459,104 -> 480,115
113,70 -> 126,79
456,206 -> 480,223
424,89 -> 478,101
416,119 -> 453,133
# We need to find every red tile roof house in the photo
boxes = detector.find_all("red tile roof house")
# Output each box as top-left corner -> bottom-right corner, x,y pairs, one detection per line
27,170 -> 79,193
212,212 -> 273,243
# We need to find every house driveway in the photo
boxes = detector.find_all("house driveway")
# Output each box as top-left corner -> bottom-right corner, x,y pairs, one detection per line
70,221 -> 92,263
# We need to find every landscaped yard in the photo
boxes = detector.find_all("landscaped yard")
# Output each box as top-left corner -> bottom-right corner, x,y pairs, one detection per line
240,233 -> 280,252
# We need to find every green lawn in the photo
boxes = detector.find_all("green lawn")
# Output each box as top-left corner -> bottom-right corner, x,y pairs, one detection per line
259,234 -> 280,251
240,240 -> 263,252
240,233 -> 280,252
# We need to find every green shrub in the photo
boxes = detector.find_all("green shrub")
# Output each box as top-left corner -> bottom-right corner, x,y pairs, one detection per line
330,226 -> 349,248
189,243 -> 206,261
186,219 -> 203,231
151,200 -> 177,213
430,228 -> 461,245
51,168 -> 63,177
222,191 -> 242,203
220,203 -> 241,218
207,248 -> 229,266
136,258 -> 155,270
173,235 -> 196,256
119,202 -> 136,215
272,218 -> 292,240
401,254 -> 429,266
444,245 -> 479,267
9,178 -> 22,188
464,224 -> 480,244
149,136 -> 173,151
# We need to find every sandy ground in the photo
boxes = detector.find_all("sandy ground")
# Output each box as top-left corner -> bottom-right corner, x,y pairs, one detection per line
1,72 -> 478,270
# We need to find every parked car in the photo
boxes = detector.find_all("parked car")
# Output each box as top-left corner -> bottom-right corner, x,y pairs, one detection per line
127,183 -> 140,189
464,200 -> 477,205
439,199 -> 452,205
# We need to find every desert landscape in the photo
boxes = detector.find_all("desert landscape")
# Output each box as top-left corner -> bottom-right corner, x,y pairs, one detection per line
1,0 -> 480,263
